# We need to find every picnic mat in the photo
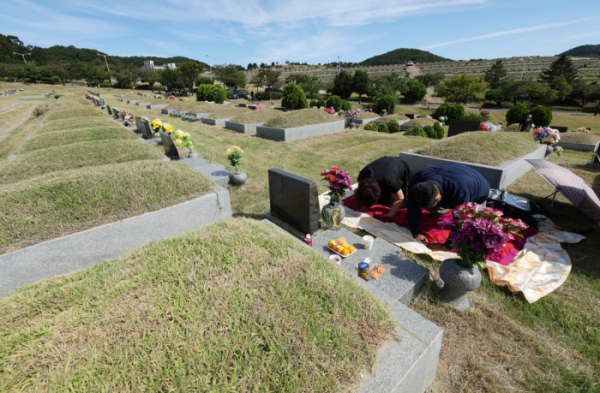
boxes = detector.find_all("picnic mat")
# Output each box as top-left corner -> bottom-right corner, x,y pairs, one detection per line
319,190 -> 585,303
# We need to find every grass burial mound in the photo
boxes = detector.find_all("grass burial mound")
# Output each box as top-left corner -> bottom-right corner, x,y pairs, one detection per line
357,111 -> 381,120
43,106 -> 106,121
166,101 -> 215,113
31,99 -> 84,118
412,132 -> 539,166
375,114 -> 408,122
403,117 -> 437,127
37,117 -> 118,134
559,132 -> 600,144
205,105 -> 247,119
263,109 -> 341,129
18,126 -> 139,153
1,140 -> 165,185
0,219 -> 395,391
228,109 -> 279,124
0,161 -> 214,254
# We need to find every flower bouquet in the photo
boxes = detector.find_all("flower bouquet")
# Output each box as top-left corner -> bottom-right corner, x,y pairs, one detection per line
320,166 -> 352,203
168,95 -> 175,99
151,119 -> 174,134
324,107 -> 335,115
533,127 -> 560,144
344,109 -> 360,124
256,104 -> 266,110
439,202 -> 528,267
123,115 -> 133,127
225,146 -> 243,172
174,129 -> 193,150
573,127 -> 590,133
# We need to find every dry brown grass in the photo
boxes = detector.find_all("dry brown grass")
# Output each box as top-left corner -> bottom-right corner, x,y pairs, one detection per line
206,105 -> 248,119
263,109 -> 341,128
404,117 -> 437,127
228,109 -> 280,124
31,99 -> 83,118
559,132 -> 600,144
357,112 -> 380,120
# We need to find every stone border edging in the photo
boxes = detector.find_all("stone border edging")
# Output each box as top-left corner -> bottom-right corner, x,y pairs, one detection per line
0,186 -> 232,298
147,104 -> 167,109
202,117 -> 231,126
556,140 -> 600,152
256,120 -> 346,141
400,145 -> 546,189
224,121 -> 265,133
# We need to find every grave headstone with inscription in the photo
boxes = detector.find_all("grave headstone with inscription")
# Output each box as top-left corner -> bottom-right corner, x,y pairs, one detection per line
447,120 -> 481,137
160,131 -> 180,160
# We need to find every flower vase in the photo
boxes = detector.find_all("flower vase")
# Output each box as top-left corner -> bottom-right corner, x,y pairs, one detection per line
322,202 -> 345,229
231,171 -> 247,188
438,258 -> 482,310
545,144 -> 554,158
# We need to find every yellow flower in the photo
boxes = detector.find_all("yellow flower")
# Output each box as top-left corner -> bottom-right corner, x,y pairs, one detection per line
151,119 -> 163,130
164,124 -> 173,134
225,145 -> 243,156
184,132 -> 190,138
175,138 -> 183,147
184,98 -> 189,101
175,129 -> 185,138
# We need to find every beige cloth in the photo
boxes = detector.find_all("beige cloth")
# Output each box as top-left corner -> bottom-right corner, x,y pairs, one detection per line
320,190 -> 585,303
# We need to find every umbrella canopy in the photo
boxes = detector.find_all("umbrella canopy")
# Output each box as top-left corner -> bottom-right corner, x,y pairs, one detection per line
525,159 -> 600,224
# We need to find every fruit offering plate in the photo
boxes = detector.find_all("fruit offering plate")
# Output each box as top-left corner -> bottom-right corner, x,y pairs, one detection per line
327,237 -> 357,258
327,245 -> 357,258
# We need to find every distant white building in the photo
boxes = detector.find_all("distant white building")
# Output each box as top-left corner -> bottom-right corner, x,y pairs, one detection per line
142,61 -> 177,71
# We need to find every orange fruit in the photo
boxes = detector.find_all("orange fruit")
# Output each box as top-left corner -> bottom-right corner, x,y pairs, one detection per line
336,237 -> 347,246
348,245 -> 356,253
342,242 -> 349,248
341,248 -> 349,257
328,240 -> 336,249
335,245 -> 344,253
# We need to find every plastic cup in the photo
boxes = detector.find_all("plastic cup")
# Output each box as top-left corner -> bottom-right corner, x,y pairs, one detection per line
363,235 -> 374,250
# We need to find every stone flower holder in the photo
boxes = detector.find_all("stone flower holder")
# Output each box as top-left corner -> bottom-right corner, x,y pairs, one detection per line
438,258 -> 482,309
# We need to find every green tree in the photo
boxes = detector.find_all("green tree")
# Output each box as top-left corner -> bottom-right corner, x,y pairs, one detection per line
251,68 -> 282,99
43,63 -> 68,84
483,60 -> 507,89
435,74 -> 486,103
506,103 -> 530,124
373,94 -> 395,114
530,105 -> 553,127
403,80 -> 427,102
22,61 -> 42,83
213,64 -> 246,90
522,83 -> 558,105
160,68 -> 184,90
485,89 -> 509,106
540,54 -> 580,86
195,76 -> 214,86
140,70 -> 160,89
551,76 -> 573,101
415,73 -> 445,87
499,79 -> 532,105
178,61 -> 203,92
571,80 -> 600,106
65,62 -> 85,87
331,70 -> 353,99
351,70 -> 370,103
281,82 -> 308,110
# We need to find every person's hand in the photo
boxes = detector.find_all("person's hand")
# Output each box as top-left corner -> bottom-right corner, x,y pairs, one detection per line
384,211 -> 395,219
414,234 -> 428,243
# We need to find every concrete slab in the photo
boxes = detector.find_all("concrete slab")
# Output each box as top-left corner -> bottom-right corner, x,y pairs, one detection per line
354,117 -> 381,125
187,112 -> 211,119
256,120 -> 346,142
400,145 -> 546,189
136,102 -> 150,106
202,117 -> 231,126
178,157 -> 232,188
312,228 -> 429,305
225,121 -> 265,134
19,95 -> 48,100
0,190 -> 232,298
147,104 -> 167,109
126,100 -> 139,104
556,140 -> 599,152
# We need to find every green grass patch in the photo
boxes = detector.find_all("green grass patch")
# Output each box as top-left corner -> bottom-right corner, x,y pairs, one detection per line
0,219 -> 395,391
559,133 -> 600,144
37,117 -> 119,134
263,109 -> 341,128
44,107 -> 106,121
228,109 -> 279,124
376,114 -> 408,122
411,132 -> 539,166
0,161 -> 214,253
1,140 -> 165,185
18,126 -> 140,153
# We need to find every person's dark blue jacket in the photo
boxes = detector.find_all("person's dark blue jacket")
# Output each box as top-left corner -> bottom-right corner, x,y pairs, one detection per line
407,163 -> 490,236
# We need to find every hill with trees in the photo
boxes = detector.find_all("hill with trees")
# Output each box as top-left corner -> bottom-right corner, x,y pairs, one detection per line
359,48 -> 450,66
561,44 -> 600,57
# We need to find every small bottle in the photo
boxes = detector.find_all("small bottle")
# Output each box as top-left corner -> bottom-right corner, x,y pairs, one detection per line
302,234 -> 313,247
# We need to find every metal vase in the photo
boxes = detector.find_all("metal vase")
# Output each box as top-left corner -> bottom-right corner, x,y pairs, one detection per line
231,171 -> 247,187
438,258 -> 482,310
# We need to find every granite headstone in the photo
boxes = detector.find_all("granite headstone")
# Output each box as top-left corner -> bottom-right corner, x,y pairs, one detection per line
549,125 -> 568,133
268,168 -> 320,235
141,121 -> 155,140
447,120 -> 481,137
112,108 -> 120,120
160,131 -> 180,160
106,105 -> 113,116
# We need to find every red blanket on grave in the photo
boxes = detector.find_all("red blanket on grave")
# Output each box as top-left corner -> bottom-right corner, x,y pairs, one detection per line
343,195 -> 537,266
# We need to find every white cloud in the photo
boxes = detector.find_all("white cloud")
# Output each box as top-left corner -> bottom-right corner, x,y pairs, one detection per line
420,18 -> 595,50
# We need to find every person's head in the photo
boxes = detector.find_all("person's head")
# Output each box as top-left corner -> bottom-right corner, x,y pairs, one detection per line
527,114 -> 532,119
409,182 -> 441,210
354,178 -> 381,210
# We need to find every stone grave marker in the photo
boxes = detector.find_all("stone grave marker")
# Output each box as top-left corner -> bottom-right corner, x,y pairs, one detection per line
112,108 -> 121,120
267,169 -> 320,235
141,121 -> 155,140
550,125 -> 568,133
134,116 -> 144,134
447,120 -> 481,137
588,152 -> 600,167
160,131 -> 180,160
106,105 -> 113,116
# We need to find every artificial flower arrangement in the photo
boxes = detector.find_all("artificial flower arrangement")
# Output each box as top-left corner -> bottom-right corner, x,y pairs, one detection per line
123,116 -> 133,127
225,146 -> 243,172
173,129 -> 193,150
344,109 -> 360,122
439,202 -> 528,267
479,123 -> 497,132
223,101 -> 230,105
572,127 -> 590,133
553,146 -> 564,156
532,127 -> 560,144
256,103 -> 266,110
151,119 -> 174,134
120,108 -> 133,117
321,166 -> 352,203
168,95 -> 175,99
324,107 -> 336,115
184,98 -> 189,101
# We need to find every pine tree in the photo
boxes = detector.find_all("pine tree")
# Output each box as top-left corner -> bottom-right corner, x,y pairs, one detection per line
483,60 -> 507,89
331,70 -> 353,99
540,54 -> 580,85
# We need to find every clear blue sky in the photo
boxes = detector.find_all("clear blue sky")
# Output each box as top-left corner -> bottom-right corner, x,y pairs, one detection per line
3,0 -> 599,65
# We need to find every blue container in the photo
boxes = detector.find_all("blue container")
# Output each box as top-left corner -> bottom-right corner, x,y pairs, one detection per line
358,262 -> 370,281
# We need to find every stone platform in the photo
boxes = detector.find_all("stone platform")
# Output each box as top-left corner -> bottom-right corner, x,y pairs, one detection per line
177,157 -> 232,188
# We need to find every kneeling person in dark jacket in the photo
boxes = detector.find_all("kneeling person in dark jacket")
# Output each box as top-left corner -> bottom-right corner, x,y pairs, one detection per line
407,163 -> 490,244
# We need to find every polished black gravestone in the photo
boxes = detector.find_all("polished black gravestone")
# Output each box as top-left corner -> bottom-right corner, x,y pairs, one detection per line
587,152 -> 600,167
267,168 -> 320,236
141,121 -> 156,140
160,131 -> 180,160
134,116 -> 144,134
112,108 -> 120,120
447,120 -> 481,137
106,105 -> 113,116
550,125 -> 568,133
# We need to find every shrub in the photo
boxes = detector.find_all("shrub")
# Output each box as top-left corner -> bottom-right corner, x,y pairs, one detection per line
506,103 -> 529,124
53,94 -> 63,100
325,95 -> 343,111
405,126 -> 427,138
331,70 -> 353,99
363,123 -> 372,131
256,92 -> 283,100
281,82 -> 309,110
388,119 -> 400,133
463,112 -> 485,122
433,122 -> 445,139
485,89 -> 508,105
196,84 -> 227,103
317,98 -> 325,107
378,123 -> 389,133
373,94 -> 395,115
432,103 -> 465,120
341,100 -> 351,111
423,125 -> 436,139
195,76 -> 214,86
403,80 -> 427,102
310,99 -> 319,107
530,105 -> 553,127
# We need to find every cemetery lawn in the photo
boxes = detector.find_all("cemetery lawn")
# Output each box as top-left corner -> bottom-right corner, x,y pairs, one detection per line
411,132 -> 539,166
357,111 -> 380,120
43,106 -> 106,121
228,108 -> 280,124
205,105 -> 247,119
263,108 -> 342,128
0,161 -> 214,254
17,126 -> 140,153
37,117 -> 120,134
558,132 -> 600,144
0,140 -> 165,185
0,219 -> 395,392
